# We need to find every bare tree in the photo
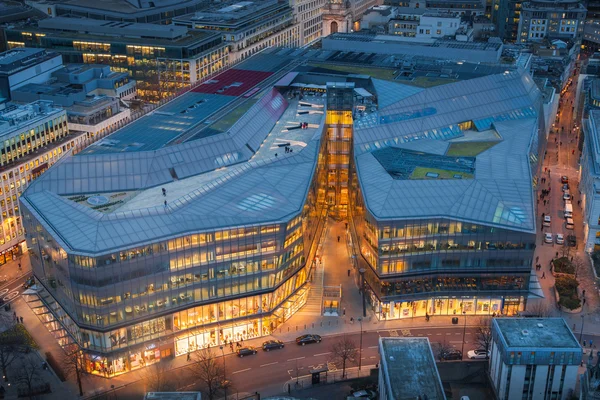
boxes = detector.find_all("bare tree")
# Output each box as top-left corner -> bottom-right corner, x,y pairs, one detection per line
572,255 -> 587,278
474,318 -> 492,358
527,301 -> 553,317
14,355 -> 42,399
188,348 -> 227,400
61,348 -> 84,396
330,335 -> 358,378
0,325 -> 26,381
142,359 -> 177,392
435,341 -> 456,360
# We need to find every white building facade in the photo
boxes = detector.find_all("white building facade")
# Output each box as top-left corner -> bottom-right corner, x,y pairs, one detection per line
0,101 -> 88,263
416,13 -> 462,38
580,110 -> 600,253
489,318 -> 582,400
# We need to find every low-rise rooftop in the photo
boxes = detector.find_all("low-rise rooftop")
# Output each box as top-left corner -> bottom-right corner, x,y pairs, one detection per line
494,318 -> 580,349
379,337 -> 445,400
0,101 -> 64,140
144,392 -> 202,400
0,48 -> 60,75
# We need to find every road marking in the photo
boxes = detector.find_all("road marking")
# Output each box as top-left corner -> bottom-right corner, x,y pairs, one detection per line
449,341 -> 464,344
287,357 -> 305,362
436,333 -> 442,336
455,333 -> 462,335
427,333 -> 432,336
401,329 -> 411,336
232,368 -> 251,374
389,330 -> 399,337
446,333 -> 452,335
369,356 -> 377,359
368,346 -> 378,349
418,334 -> 423,336
260,362 -> 278,367
327,362 -> 337,372
313,352 -> 331,357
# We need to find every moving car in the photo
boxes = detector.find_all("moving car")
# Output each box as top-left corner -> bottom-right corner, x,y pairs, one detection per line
22,277 -> 34,289
296,334 -> 322,346
556,233 -> 565,245
561,176 -> 569,184
544,233 -> 553,244
543,215 -> 551,227
467,349 -> 490,359
441,349 -> 462,360
262,340 -> 284,351
237,346 -> 258,357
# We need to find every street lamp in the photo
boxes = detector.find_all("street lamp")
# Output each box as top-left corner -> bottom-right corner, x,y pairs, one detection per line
461,311 -> 467,358
219,345 -> 227,400
359,268 -> 366,318
579,315 -> 585,343
358,317 -> 363,372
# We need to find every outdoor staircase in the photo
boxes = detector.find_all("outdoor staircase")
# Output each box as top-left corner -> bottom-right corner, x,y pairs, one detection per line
298,262 -> 324,316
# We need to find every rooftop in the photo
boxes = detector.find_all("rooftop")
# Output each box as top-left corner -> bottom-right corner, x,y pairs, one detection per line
144,392 -> 202,400
0,101 -> 64,139
354,70 -> 540,231
176,0 -> 289,25
0,48 -> 60,75
379,337 -> 446,400
15,17 -> 221,47
34,0 -> 206,15
494,318 -> 580,349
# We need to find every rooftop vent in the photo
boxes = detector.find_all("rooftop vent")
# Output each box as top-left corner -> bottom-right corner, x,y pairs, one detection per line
521,329 -> 530,336
537,323 -> 544,328
389,356 -> 395,361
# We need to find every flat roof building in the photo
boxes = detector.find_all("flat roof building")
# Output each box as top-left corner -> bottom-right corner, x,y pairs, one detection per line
489,318 -> 582,400
0,48 -> 63,105
322,32 -> 504,63
4,17 -> 228,102
174,0 -> 299,62
378,337 -> 446,400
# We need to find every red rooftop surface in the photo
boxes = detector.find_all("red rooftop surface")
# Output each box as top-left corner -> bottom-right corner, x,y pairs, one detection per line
192,69 -> 273,97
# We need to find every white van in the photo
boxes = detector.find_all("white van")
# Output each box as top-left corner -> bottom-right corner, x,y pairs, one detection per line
566,218 -> 574,230
564,203 -> 573,218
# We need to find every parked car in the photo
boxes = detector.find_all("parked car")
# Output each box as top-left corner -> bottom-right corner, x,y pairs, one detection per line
544,233 -> 553,244
467,349 -> 490,359
561,176 -> 569,184
296,334 -> 322,346
567,234 -> 577,247
262,340 -> 284,351
237,346 -> 258,357
563,191 -> 571,201
562,183 -> 569,192
22,277 -> 35,289
543,215 -> 551,227
441,349 -> 462,360
349,389 -> 377,399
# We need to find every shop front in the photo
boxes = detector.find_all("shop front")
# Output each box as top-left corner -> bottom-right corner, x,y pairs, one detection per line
374,295 -> 525,320
0,242 -> 22,266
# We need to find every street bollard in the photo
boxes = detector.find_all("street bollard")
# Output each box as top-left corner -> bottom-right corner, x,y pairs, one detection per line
320,321 -> 323,327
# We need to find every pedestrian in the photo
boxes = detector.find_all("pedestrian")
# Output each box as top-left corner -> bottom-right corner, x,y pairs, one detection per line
544,200 -> 546,206
536,256 -> 539,263
590,339 -> 594,348
542,272 -> 546,279
571,256 -> 574,262
584,340 -> 587,347
343,307 -> 346,316
20,316 -> 23,324
583,289 -> 586,297
350,317 -> 354,324
187,352 -> 191,361
556,252 -> 558,258
18,263 -> 21,271
584,298 -> 587,306
337,236 -> 340,242
347,269 -> 350,277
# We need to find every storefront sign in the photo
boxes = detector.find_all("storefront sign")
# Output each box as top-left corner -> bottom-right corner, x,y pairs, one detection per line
146,343 -> 156,350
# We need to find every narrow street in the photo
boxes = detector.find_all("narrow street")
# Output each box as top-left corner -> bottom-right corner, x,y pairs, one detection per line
532,63 -> 600,326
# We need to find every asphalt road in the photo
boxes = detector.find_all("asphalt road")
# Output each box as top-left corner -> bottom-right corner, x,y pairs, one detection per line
88,325 -> 600,399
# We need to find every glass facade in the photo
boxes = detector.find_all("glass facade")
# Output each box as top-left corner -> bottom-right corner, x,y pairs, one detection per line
350,181 -> 535,318
5,30 -> 228,102
21,133 -> 327,376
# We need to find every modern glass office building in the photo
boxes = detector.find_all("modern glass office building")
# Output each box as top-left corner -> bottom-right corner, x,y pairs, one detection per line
20,79 -> 328,376
350,71 -> 544,320
20,50 -> 544,376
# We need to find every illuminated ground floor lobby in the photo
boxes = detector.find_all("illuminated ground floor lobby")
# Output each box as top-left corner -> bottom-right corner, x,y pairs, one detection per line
370,294 -> 527,320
